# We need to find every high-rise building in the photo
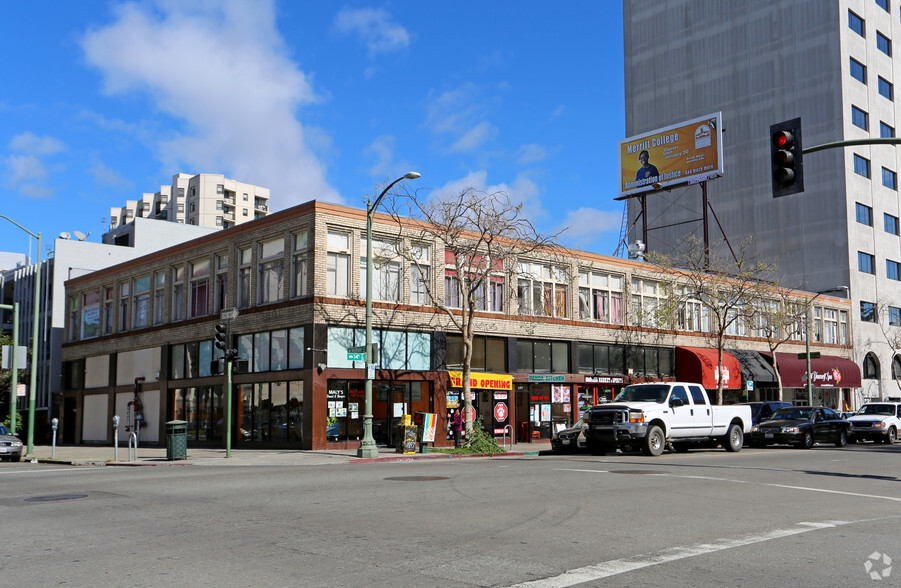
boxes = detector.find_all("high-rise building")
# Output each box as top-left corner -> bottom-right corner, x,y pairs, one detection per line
624,0 -> 900,403
108,173 -> 270,231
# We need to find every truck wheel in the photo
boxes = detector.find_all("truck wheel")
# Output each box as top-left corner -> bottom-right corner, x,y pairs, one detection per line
642,425 -> 665,456
886,427 -> 897,444
835,429 -> 847,448
724,423 -> 743,452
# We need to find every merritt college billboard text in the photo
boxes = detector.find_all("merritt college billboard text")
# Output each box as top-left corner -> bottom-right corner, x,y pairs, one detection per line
618,112 -> 724,198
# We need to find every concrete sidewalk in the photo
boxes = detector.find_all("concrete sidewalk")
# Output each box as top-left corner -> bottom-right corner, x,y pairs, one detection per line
22,441 -> 553,467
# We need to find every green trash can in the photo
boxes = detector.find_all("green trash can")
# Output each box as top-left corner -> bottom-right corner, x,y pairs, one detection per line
166,420 -> 188,460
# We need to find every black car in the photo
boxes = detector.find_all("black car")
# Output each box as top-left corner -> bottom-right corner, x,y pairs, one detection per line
739,401 -> 793,426
748,406 -> 850,449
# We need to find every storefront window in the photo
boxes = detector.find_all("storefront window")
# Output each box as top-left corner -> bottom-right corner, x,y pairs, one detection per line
516,339 -> 568,373
446,335 -> 506,372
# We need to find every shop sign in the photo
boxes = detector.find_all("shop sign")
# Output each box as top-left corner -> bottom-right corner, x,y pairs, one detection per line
802,368 -> 843,387
585,376 -> 625,384
494,391 -> 508,400
448,371 -> 513,390
528,375 -> 565,383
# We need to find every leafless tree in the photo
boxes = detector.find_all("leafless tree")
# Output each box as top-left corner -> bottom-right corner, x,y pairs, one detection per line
384,188 -> 563,435
649,235 -> 777,404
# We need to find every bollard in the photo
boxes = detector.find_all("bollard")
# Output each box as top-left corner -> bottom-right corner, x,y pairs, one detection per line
502,424 -> 513,452
51,418 -> 59,459
128,432 -> 137,462
112,415 -> 120,462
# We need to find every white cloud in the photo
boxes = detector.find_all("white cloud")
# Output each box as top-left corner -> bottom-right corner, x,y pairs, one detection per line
516,143 -> 548,164
3,154 -> 52,198
449,122 -> 496,153
87,159 -> 133,189
333,7 -> 411,57
9,132 -> 65,155
555,206 -> 624,253
425,83 -> 499,153
432,170 -> 546,223
80,0 -> 340,208
365,135 -> 394,177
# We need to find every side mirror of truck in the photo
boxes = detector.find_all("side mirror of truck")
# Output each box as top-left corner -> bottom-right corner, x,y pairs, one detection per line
670,397 -> 684,408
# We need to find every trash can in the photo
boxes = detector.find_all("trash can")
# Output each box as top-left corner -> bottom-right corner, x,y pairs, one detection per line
166,420 -> 188,460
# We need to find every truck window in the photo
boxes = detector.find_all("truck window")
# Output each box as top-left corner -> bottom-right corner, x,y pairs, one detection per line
689,386 -> 707,405
671,386 -> 689,404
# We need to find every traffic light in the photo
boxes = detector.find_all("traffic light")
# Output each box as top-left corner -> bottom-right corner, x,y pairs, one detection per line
214,323 -> 228,351
770,117 -> 804,197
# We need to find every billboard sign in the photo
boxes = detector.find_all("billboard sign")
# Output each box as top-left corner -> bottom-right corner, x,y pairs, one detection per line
618,112 -> 723,198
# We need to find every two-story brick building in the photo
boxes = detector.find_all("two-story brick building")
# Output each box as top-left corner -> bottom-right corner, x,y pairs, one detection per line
61,200 -> 859,450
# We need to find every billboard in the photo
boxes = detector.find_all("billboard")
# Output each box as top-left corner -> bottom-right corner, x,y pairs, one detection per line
618,112 -> 723,198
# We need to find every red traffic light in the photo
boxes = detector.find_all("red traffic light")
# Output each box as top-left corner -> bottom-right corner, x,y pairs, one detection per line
772,130 -> 793,148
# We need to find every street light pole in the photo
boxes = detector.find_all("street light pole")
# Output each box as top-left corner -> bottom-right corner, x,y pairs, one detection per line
0,216 -> 41,457
358,172 -> 420,458
805,286 -> 849,406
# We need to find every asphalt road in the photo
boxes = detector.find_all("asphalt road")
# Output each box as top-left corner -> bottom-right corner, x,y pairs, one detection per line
2,444 -> 900,587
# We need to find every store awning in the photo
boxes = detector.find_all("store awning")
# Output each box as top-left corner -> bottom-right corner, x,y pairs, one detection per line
675,347 -> 742,390
768,352 -> 862,388
726,349 -> 778,384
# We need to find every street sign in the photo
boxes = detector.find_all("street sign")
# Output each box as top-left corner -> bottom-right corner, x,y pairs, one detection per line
348,345 -> 367,353
220,308 -> 239,321
347,352 -> 366,361
798,352 -> 820,360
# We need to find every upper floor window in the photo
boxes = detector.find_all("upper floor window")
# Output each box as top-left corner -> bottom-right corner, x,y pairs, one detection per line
840,310 -> 849,344
888,259 -> 901,280
854,153 -> 871,178
876,0 -> 889,12
118,281 -> 131,331
852,105 -> 868,130
292,229 -> 310,298
361,236 -> 400,302
879,76 -> 894,100
849,10 -> 865,37
172,265 -> 185,321
517,261 -> 568,318
81,291 -> 101,340
133,275 -> 151,328
154,271 -> 166,325
861,300 -> 877,322
238,247 -> 252,308
850,57 -> 867,83
883,167 -> 897,190
859,251 -> 876,274
848,10 -> 867,37
327,230 -> 350,297
216,184 -> 224,193
856,202 -> 873,225
823,308 -> 838,344
881,121 -> 895,137
885,213 -> 900,235
578,270 -> 624,324
103,286 -> 114,335
877,31 -> 892,56
69,296 -> 81,342
410,244 -> 431,306
630,277 -> 665,327
189,258 -> 210,317
258,237 -> 285,304
214,254 -> 228,313
890,306 -> 901,326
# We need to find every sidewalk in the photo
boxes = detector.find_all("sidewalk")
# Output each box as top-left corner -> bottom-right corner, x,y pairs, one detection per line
23,441 -> 553,467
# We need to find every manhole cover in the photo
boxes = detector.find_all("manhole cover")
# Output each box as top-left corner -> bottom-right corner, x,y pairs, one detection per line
384,476 -> 449,482
609,470 -> 668,475
25,494 -> 89,502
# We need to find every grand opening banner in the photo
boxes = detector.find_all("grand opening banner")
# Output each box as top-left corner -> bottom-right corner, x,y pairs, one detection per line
618,112 -> 723,198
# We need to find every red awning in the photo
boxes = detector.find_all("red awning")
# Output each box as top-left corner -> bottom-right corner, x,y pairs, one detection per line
675,347 -> 742,390
769,352 -> 862,388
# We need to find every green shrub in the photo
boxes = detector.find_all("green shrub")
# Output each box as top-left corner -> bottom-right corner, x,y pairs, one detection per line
431,417 -> 505,455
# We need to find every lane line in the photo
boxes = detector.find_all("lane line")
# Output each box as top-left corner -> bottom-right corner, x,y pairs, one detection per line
509,520 -> 854,587
0,467 -> 103,476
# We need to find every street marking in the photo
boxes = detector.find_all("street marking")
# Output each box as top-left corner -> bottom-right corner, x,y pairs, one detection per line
509,520 -> 854,587
0,467 -> 101,476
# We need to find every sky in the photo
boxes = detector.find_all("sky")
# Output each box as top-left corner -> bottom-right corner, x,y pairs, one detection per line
0,0 -> 626,263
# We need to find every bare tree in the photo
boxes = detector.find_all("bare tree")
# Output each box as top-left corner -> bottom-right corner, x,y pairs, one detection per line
649,235 -> 777,404
385,188 -> 562,436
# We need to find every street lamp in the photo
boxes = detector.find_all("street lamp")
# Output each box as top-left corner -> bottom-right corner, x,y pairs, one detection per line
358,172 -> 420,458
805,286 -> 849,406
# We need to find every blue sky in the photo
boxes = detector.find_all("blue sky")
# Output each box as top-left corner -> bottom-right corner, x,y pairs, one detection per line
0,1 -> 626,262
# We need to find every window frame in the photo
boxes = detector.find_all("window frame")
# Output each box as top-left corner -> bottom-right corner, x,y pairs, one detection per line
856,202 -> 873,226
852,105 -> 869,130
850,57 -> 867,83
854,153 -> 871,178
859,251 -> 876,274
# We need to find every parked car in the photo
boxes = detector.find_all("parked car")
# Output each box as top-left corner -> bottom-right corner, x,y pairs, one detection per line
748,406 -> 850,449
0,424 -> 24,461
739,401 -> 793,426
847,402 -> 901,444
551,417 -> 587,452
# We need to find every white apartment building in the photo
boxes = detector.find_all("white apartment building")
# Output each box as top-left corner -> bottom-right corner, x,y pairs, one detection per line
108,173 -> 270,231
624,0 -> 901,402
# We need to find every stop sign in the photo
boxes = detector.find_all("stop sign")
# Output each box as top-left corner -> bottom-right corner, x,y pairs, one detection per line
494,402 -> 508,423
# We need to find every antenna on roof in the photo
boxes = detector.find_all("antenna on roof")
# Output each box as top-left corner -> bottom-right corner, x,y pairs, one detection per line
74,231 -> 90,241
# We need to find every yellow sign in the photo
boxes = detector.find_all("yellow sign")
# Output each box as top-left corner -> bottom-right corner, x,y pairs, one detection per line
618,112 -> 723,198
448,371 -> 513,390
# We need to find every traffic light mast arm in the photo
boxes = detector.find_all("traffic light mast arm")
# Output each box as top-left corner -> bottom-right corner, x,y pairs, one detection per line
803,137 -> 901,154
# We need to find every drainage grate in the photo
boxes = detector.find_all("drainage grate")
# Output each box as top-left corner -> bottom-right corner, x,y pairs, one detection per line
609,470 -> 668,475
384,476 -> 450,482
25,494 -> 89,502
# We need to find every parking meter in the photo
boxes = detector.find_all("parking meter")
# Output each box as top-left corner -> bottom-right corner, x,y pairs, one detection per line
113,415 -> 120,431
51,417 -> 59,458
112,415 -> 120,461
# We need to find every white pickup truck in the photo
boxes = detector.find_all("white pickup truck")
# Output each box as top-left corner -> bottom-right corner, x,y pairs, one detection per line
585,382 -> 753,456
847,402 -> 901,444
